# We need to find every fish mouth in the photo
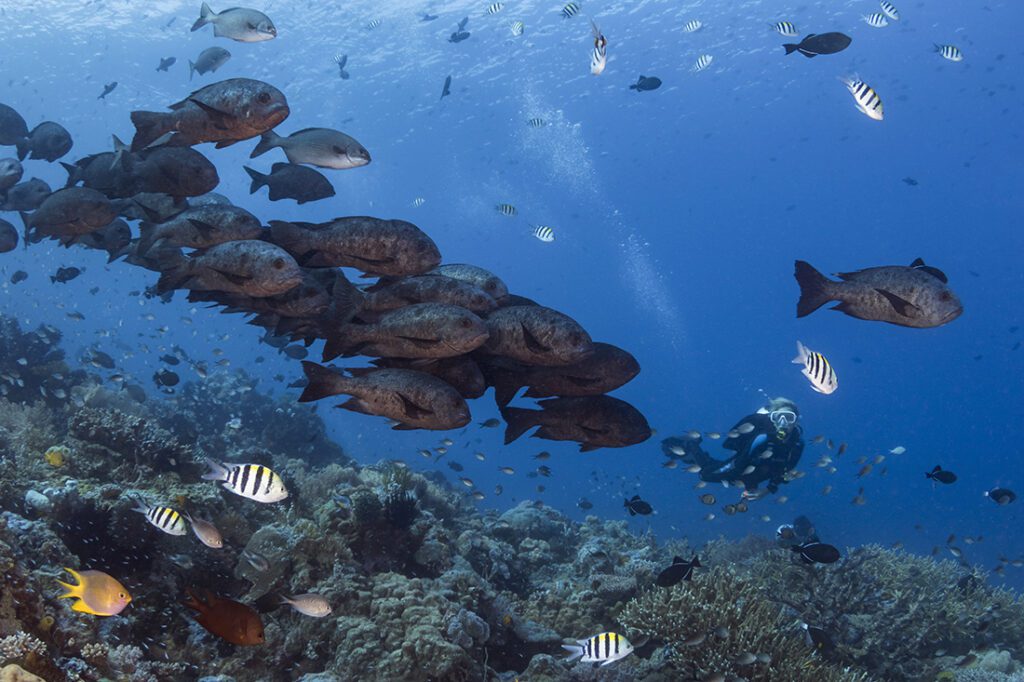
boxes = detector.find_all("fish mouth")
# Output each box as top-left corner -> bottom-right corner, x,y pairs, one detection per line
940,306 -> 964,324
265,105 -> 290,128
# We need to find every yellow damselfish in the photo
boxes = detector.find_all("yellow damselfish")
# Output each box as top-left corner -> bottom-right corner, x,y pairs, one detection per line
56,568 -> 132,616
43,445 -> 69,467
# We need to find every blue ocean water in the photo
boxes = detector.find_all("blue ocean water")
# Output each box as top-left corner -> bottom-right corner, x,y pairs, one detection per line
1,0 -> 1021,589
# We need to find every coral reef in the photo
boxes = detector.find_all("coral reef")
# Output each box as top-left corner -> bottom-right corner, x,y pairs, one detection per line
0,316 -> 84,408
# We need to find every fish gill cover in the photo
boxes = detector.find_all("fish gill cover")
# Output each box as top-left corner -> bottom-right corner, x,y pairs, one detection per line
0,1 -> 1021,681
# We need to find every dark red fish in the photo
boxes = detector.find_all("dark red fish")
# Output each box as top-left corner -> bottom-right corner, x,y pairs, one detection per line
184,589 -> 265,645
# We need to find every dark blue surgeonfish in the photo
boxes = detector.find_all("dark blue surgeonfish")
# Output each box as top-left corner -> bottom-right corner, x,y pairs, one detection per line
629,75 -> 661,92
624,494 -> 652,516
783,32 -> 851,58
926,465 -> 957,484
792,541 -> 840,564
656,555 -> 701,587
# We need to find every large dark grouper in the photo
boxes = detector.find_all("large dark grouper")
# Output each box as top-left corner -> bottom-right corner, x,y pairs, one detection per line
17,121 -> 73,162
155,239 -> 302,298
129,78 -> 289,152
795,259 -> 962,328
501,396 -> 652,452
298,361 -> 471,430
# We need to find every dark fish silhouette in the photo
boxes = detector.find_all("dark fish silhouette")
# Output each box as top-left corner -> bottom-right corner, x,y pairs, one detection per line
624,494 -> 653,516
98,82 -> 118,99
0,157 -> 22,192
17,121 -> 73,162
449,31 -> 470,42
803,624 -> 836,655
783,32 -> 851,58
926,465 -> 957,484
792,541 -> 840,564
629,75 -> 662,92
421,13 -> 439,21
986,487 -> 1016,505
51,266 -> 83,284
335,54 -> 350,79
656,555 -> 701,586
795,259 -> 962,328
441,75 -> 451,99
0,103 -> 29,146
502,396 -> 651,452
244,163 -> 335,204
157,57 -> 177,72
0,219 -> 18,253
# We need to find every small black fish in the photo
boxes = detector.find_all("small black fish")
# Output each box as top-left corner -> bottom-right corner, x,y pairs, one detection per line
577,498 -> 593,510
441,75 -> 452,99
421,13 -> 439,21
803,624 -> 836,655
479,418 -> 500,428
447,461 -> 464,472
986,487 -> 1017,505
792,541 -> 840,564
449,30 -> 470,43
51,266 -> 83,283
624,494 -> 653,516
902,177 -> 918,186
335,54 -> 350,80
157,57 -> 177,72
11,270 -> 28,284
783,32 -> 852,58
160,354 -> 181,366
926,465 -> 957,484
153,368 -> 180,387
629,75 -> 661,92
656,555 -> 701,587
98,82 -> 118,99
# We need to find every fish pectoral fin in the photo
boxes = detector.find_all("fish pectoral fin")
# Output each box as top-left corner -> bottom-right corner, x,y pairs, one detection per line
211,269 -> 252,286
214,139 -> 240,148
396,335 -> 440,349
391,422 -> 419,430
520,324 -> 551,354
336,397 -> 373,415
343,253 -> 394,266
397,392 -> 433,420
189,98 -> 233,120
874,288 -> 922,318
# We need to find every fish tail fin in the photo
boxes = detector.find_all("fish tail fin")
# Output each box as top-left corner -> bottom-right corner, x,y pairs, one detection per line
298,361 -> 347,402
243,166 -> 267,194
56,568 -> 83,599
792,340 -> 810,364
561,644 -> 585,662
192,2 -> 214,31
250,130 -> 283,159
60,162 -> 80,187
19,211 -> 32,247
154,248 -> 189,294
200,457 -> 228,481
783,43 -> 799,55
500,406 -> 538,444
329,270 -> 366,324
15,137 -> 28,161
130,497 -> 149,515
321,333 -> 353,363
188,60 -> 197,81
129,110 -> 172,152
794,260 -> 833,317
136,221 -> 160,257
487,368 -> 522,408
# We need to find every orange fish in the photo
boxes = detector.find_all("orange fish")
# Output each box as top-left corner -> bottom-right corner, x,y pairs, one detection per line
184,589 -> 264,645
56,568 -> 131,616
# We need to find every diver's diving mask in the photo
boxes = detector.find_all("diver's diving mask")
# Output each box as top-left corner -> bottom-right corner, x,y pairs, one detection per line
769,409 -> 797,438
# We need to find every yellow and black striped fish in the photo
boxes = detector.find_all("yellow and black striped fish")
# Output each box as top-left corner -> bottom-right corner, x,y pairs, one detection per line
793,341 -> 838,394
934,44 -> 963,62
771,21 -> 798,37
133,501 -> 188,536
202,458 -> 289,503
532,225 -> 555,242
842,77 -> 883,121
879,1 -> 900,21
562,632 -> 634,666
496,203 -> 517,217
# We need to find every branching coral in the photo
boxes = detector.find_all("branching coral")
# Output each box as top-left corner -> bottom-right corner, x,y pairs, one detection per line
616,565 -> 874,681
0,633 -> 45,663
68,406 -> 192,471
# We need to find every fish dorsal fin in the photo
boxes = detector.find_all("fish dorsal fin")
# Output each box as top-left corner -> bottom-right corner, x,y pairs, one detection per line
874,288 -> 922,318
673,555 -> 685,564
631,494 -> 640,501
910,257 -> 926,268
910,260 -> 948,283
520,323 -> 551,354
804,33 -> 816,40
835,270 -> 863,281
398,392 -> 432,420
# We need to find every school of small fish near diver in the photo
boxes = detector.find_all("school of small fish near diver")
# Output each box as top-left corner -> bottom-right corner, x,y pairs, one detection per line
0,1 -> 1020,681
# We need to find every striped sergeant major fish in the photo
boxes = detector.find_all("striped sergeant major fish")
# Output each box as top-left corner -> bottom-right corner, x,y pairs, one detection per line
510,20 -> 524,36
561,2 -> 581,19
527,117 -> 545,128
934,44 -> 963,62
693,54 -> 713,72
771,21 -> 798,37
682,19 -> 702,33
202,458 -> 289,503
485,2 -> 504,15
792,341 -> 838,395
133,501 -> 188,536
562,632 -> 634,667
365,19 -> 381,30
590,21 -> 607,75
863,13 -> 889,28
879,1 -> 900,21
495,203 -> 517,217
532,225 -> 555,242
842,77 -> 884,121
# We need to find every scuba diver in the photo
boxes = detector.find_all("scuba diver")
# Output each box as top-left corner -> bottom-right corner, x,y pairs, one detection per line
663,397 -> 805,496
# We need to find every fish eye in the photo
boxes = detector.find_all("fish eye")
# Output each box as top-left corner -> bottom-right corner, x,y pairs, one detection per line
272,258 -> 285,269
939,291 -> 952,301
257,92 -> 272,104
119,592 -> 126,599
460,318 -> 472,328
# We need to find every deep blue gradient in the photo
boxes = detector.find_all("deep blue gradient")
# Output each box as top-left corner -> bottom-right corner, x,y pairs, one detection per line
1,0 -> 1022,585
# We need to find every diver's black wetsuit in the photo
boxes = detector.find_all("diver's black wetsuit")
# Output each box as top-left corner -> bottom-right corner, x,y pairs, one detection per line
677,412 -> 804,492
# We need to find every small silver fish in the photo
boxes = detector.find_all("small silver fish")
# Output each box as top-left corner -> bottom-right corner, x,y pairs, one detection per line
281,593 -> 332,617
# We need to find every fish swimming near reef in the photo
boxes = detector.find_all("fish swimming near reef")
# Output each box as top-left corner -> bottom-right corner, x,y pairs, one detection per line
792,540 -> 841,564
562,632 -> 634,667
184,588 -> 265,644
185,512 -> 223,548
624,494 -> 653,515
502,395 -> 652,451
656,555 -> 701,586
280,593 -> 332,618
132,501 -> 188,536
244,163 -> 335,204
202,458 -> 289,503
926,465 -> 957,485
154,239 -> 302,298
56,568 -> 131,616
22,187 -> 117,242
250,127 -> 370,170
129,78 -> 289,152
299,361 -> 472,430
431,264 -> 509,301
481,305 -> 594,367
136,204 -> 262,254
794,259 -> 962,328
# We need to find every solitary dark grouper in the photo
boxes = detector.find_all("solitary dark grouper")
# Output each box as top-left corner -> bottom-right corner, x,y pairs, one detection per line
794,259 -> 963,328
